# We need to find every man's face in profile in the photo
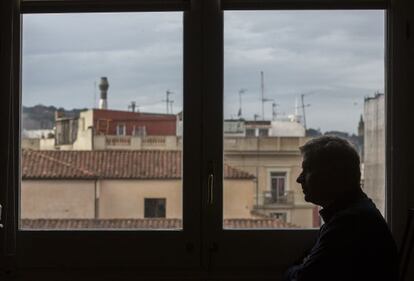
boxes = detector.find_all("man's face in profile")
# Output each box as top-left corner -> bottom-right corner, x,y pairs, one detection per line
296,154 -> 330,206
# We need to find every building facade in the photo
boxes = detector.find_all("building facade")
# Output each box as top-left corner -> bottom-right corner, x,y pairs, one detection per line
363,93 -> 385,215
21,150 -> 256,222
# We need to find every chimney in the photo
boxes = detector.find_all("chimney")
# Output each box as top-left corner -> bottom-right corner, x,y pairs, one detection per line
98,77 -> 109,109
55,110 -> 64,120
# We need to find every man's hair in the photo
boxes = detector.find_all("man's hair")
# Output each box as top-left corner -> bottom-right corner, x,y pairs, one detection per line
300,136 -> 361,188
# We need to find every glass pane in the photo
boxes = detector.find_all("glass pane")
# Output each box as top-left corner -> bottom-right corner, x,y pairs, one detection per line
21,12 -> 183,230
224,10 -> 385,229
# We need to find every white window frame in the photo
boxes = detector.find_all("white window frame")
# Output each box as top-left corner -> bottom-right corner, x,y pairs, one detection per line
116,123 -> 126,136
267,168 -> 290,194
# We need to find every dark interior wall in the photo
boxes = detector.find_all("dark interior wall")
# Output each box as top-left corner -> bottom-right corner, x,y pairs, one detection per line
0,0 -> 15,261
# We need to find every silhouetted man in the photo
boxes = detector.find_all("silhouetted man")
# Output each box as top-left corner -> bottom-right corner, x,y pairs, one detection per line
284,136 -> 398,281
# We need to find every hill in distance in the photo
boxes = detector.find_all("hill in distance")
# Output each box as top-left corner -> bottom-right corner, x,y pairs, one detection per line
22,104 -> 88,130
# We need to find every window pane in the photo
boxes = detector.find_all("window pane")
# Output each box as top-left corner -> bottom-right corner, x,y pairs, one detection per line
224,10 -> 385,229
21,12 -> 183,230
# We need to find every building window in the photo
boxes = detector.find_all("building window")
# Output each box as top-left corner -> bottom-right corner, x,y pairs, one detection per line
258,128 -> 268,137
270,212 -> 287,222
133,125 -> 146,137
246,128 -> 255,136
270,172 -> 286,202
116,123 -> 126,136
144,198 -> 166,218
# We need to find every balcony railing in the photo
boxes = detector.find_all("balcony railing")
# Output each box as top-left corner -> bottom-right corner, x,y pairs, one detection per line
262,190 -> 294,205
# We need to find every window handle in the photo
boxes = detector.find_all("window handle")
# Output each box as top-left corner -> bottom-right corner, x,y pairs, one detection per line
208,174 -> 214,205
0,204 -> 3,228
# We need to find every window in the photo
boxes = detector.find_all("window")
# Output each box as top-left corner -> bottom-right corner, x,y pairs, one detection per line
116,124 -> 126,136
2,0 -> 408,279
270,172 -> 287,203
144,198 -> 166,218
270,212 -> 287,222
246,128 -> 255,136
20,12 -> 184,231
258,128 -> 268,137
133,125 -> 146,137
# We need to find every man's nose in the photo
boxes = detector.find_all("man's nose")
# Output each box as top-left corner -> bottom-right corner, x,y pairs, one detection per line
297,173 -> 303,184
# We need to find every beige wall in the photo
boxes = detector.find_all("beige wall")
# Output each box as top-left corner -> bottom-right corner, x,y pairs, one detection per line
21,178 -> 255,220
223,179 -> 255,219
290,207 -> 314,228
99,180 -> 182,219
21,180 -> 96,219
21,139 -> 40,150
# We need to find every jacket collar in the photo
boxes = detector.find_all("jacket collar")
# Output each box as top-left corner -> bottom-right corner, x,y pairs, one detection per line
319,188 -> 367,223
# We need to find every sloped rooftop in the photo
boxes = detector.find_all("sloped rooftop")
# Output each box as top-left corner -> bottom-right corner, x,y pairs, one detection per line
22,150 -> 254,180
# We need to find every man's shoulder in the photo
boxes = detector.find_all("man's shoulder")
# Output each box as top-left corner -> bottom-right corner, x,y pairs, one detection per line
332,197 -> 383,224
326,197 -> 396,250
321,197 -> 390,240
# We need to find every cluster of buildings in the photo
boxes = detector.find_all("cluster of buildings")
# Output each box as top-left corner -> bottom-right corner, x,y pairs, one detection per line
20,77 -> 385,229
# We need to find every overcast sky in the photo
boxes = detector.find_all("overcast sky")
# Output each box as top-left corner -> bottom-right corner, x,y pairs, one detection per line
22,10 -> 384,134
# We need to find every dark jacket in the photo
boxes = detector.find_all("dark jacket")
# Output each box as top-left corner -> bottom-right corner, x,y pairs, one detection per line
284,189 -> 398,281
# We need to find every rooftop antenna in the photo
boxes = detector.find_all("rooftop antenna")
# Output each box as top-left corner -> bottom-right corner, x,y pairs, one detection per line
300,94 -> 311,130
294,97 -> 299,116
238,88 -> 247,118
128,101 -> 137,112
260,71 -> 273,120
169,100 -> 174,114
163,90 -> 174,114
272,102 -> 279,121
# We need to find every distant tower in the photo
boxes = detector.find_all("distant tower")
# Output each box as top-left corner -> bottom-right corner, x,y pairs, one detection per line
358,114 -> 364,137
98,77 -> 109,109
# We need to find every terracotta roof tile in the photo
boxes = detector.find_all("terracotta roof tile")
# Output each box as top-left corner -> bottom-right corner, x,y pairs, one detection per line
22,150 -> 254,180
21,218 -> 298,229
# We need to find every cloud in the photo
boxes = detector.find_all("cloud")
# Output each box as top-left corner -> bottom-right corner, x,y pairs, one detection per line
23,10 -> 384,133
224,10 -> 384,133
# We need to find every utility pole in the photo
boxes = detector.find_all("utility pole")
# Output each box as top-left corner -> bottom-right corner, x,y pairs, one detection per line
238,88 -> 247,118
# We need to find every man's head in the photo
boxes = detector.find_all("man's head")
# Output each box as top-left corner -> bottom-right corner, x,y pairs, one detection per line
296,136 -> 361,207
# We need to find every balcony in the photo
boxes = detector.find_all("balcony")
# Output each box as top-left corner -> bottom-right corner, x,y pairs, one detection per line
94,135 -> 182,150
224,136 -> 309,153
261,190 -> 295,206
